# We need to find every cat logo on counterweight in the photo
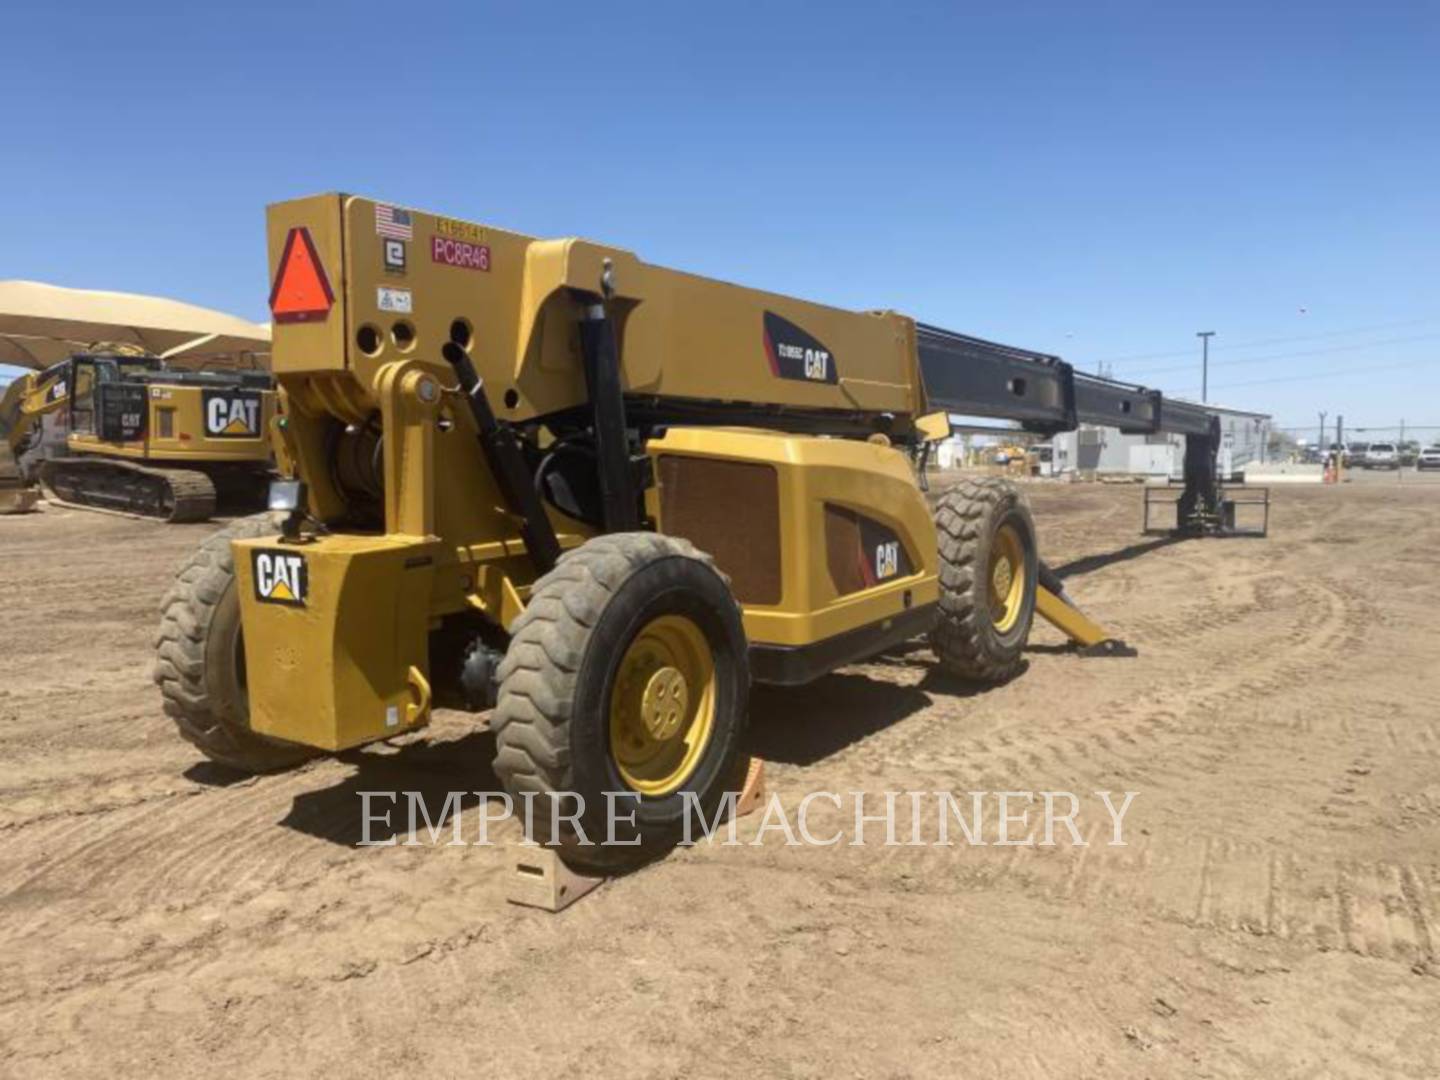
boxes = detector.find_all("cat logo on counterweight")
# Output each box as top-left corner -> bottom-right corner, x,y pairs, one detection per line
203,390 -> 263,438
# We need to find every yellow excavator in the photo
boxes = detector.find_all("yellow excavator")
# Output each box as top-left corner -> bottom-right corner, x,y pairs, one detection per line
1,350 -> 276,520
154,194 -> 1248,869
0,281 -> 277,520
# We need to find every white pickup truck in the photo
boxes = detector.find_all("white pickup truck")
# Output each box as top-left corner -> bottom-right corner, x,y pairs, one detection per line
1418,446 -> 1440,472
1365,442 -> 1399,470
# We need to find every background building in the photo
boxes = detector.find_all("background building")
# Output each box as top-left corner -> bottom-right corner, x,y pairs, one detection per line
1050,403 -> 1271,479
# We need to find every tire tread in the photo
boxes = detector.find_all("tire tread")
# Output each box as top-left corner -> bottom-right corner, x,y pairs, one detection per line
152,513 -> 313,772
491,532 -> 736,870
930,476 -> 1034,683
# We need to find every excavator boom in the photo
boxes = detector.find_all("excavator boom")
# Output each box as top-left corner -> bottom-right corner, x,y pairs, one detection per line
0,369 -> 65,512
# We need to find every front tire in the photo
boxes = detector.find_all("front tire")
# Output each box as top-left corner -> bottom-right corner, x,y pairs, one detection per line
153,513 -> 316,773
930,477 -> 1039,683
492,533 -> 750,872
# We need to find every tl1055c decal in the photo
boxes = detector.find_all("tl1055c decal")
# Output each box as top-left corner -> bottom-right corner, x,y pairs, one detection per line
203,390 -> 263,438
763,311 -> 838,384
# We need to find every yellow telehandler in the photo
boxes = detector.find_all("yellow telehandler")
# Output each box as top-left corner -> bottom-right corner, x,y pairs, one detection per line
155,194 -> 1242,868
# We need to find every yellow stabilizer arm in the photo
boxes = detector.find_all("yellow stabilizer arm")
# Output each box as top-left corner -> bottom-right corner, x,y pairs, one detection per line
1034,564 -> 1137,657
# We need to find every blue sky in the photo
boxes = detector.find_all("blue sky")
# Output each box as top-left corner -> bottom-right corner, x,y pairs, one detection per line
3,2 -> 1436,436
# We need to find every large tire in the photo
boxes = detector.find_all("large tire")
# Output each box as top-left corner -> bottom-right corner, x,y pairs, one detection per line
930,477 -> 1038,683
153,513 -> 316,772
492,533 -> 750,872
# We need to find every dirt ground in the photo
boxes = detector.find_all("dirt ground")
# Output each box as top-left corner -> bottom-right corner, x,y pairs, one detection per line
2,472 -> 1439,1079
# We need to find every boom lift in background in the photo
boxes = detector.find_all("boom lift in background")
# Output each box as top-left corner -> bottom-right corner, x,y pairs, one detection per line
154,194 -> 1266,868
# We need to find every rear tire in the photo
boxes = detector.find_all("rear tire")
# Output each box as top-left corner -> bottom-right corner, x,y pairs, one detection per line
492,533 -> 750,872
930,477 -> 1038,683
153,513 -> 316,772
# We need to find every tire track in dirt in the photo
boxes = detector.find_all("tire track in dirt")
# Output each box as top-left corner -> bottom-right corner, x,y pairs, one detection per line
855,567 -> 1355,794
752,486 -> 1440,976
713,808 -> 1440,974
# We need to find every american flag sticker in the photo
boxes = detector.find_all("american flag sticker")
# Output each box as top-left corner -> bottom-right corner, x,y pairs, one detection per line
375,204 -> 414,241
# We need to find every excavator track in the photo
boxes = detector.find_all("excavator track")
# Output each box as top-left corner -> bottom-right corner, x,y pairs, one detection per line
40,458 -> 216,523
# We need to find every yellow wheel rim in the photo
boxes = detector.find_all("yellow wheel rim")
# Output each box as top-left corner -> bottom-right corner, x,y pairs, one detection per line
989,523 -> 1026,634
608,615 -> 716,797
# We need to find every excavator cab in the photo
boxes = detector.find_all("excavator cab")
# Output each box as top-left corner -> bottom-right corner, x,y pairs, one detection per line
37,353 -> 160,446
69,354 -> 162,439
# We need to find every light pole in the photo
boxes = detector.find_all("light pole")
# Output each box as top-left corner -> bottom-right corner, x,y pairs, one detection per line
1196,331 -> 1216,402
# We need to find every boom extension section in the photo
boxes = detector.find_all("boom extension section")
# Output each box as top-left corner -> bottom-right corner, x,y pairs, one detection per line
915,325 -> 1227,530
915,324 -> 1214,437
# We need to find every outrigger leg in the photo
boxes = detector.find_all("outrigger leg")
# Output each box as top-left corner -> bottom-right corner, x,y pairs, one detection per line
1034,562 -> 1138,658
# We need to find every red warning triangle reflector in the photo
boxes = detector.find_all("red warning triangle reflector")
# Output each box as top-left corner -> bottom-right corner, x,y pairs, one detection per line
269,227 -> 334,324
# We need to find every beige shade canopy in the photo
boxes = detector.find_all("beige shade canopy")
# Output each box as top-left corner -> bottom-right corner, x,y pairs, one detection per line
0,280 -> 270,371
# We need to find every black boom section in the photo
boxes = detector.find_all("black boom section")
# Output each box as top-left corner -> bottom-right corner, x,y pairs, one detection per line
916,325 -> 1074,430
917,323 -> 1219,438
1072,374 -> 1160,434
1152,396 -> 1216,438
